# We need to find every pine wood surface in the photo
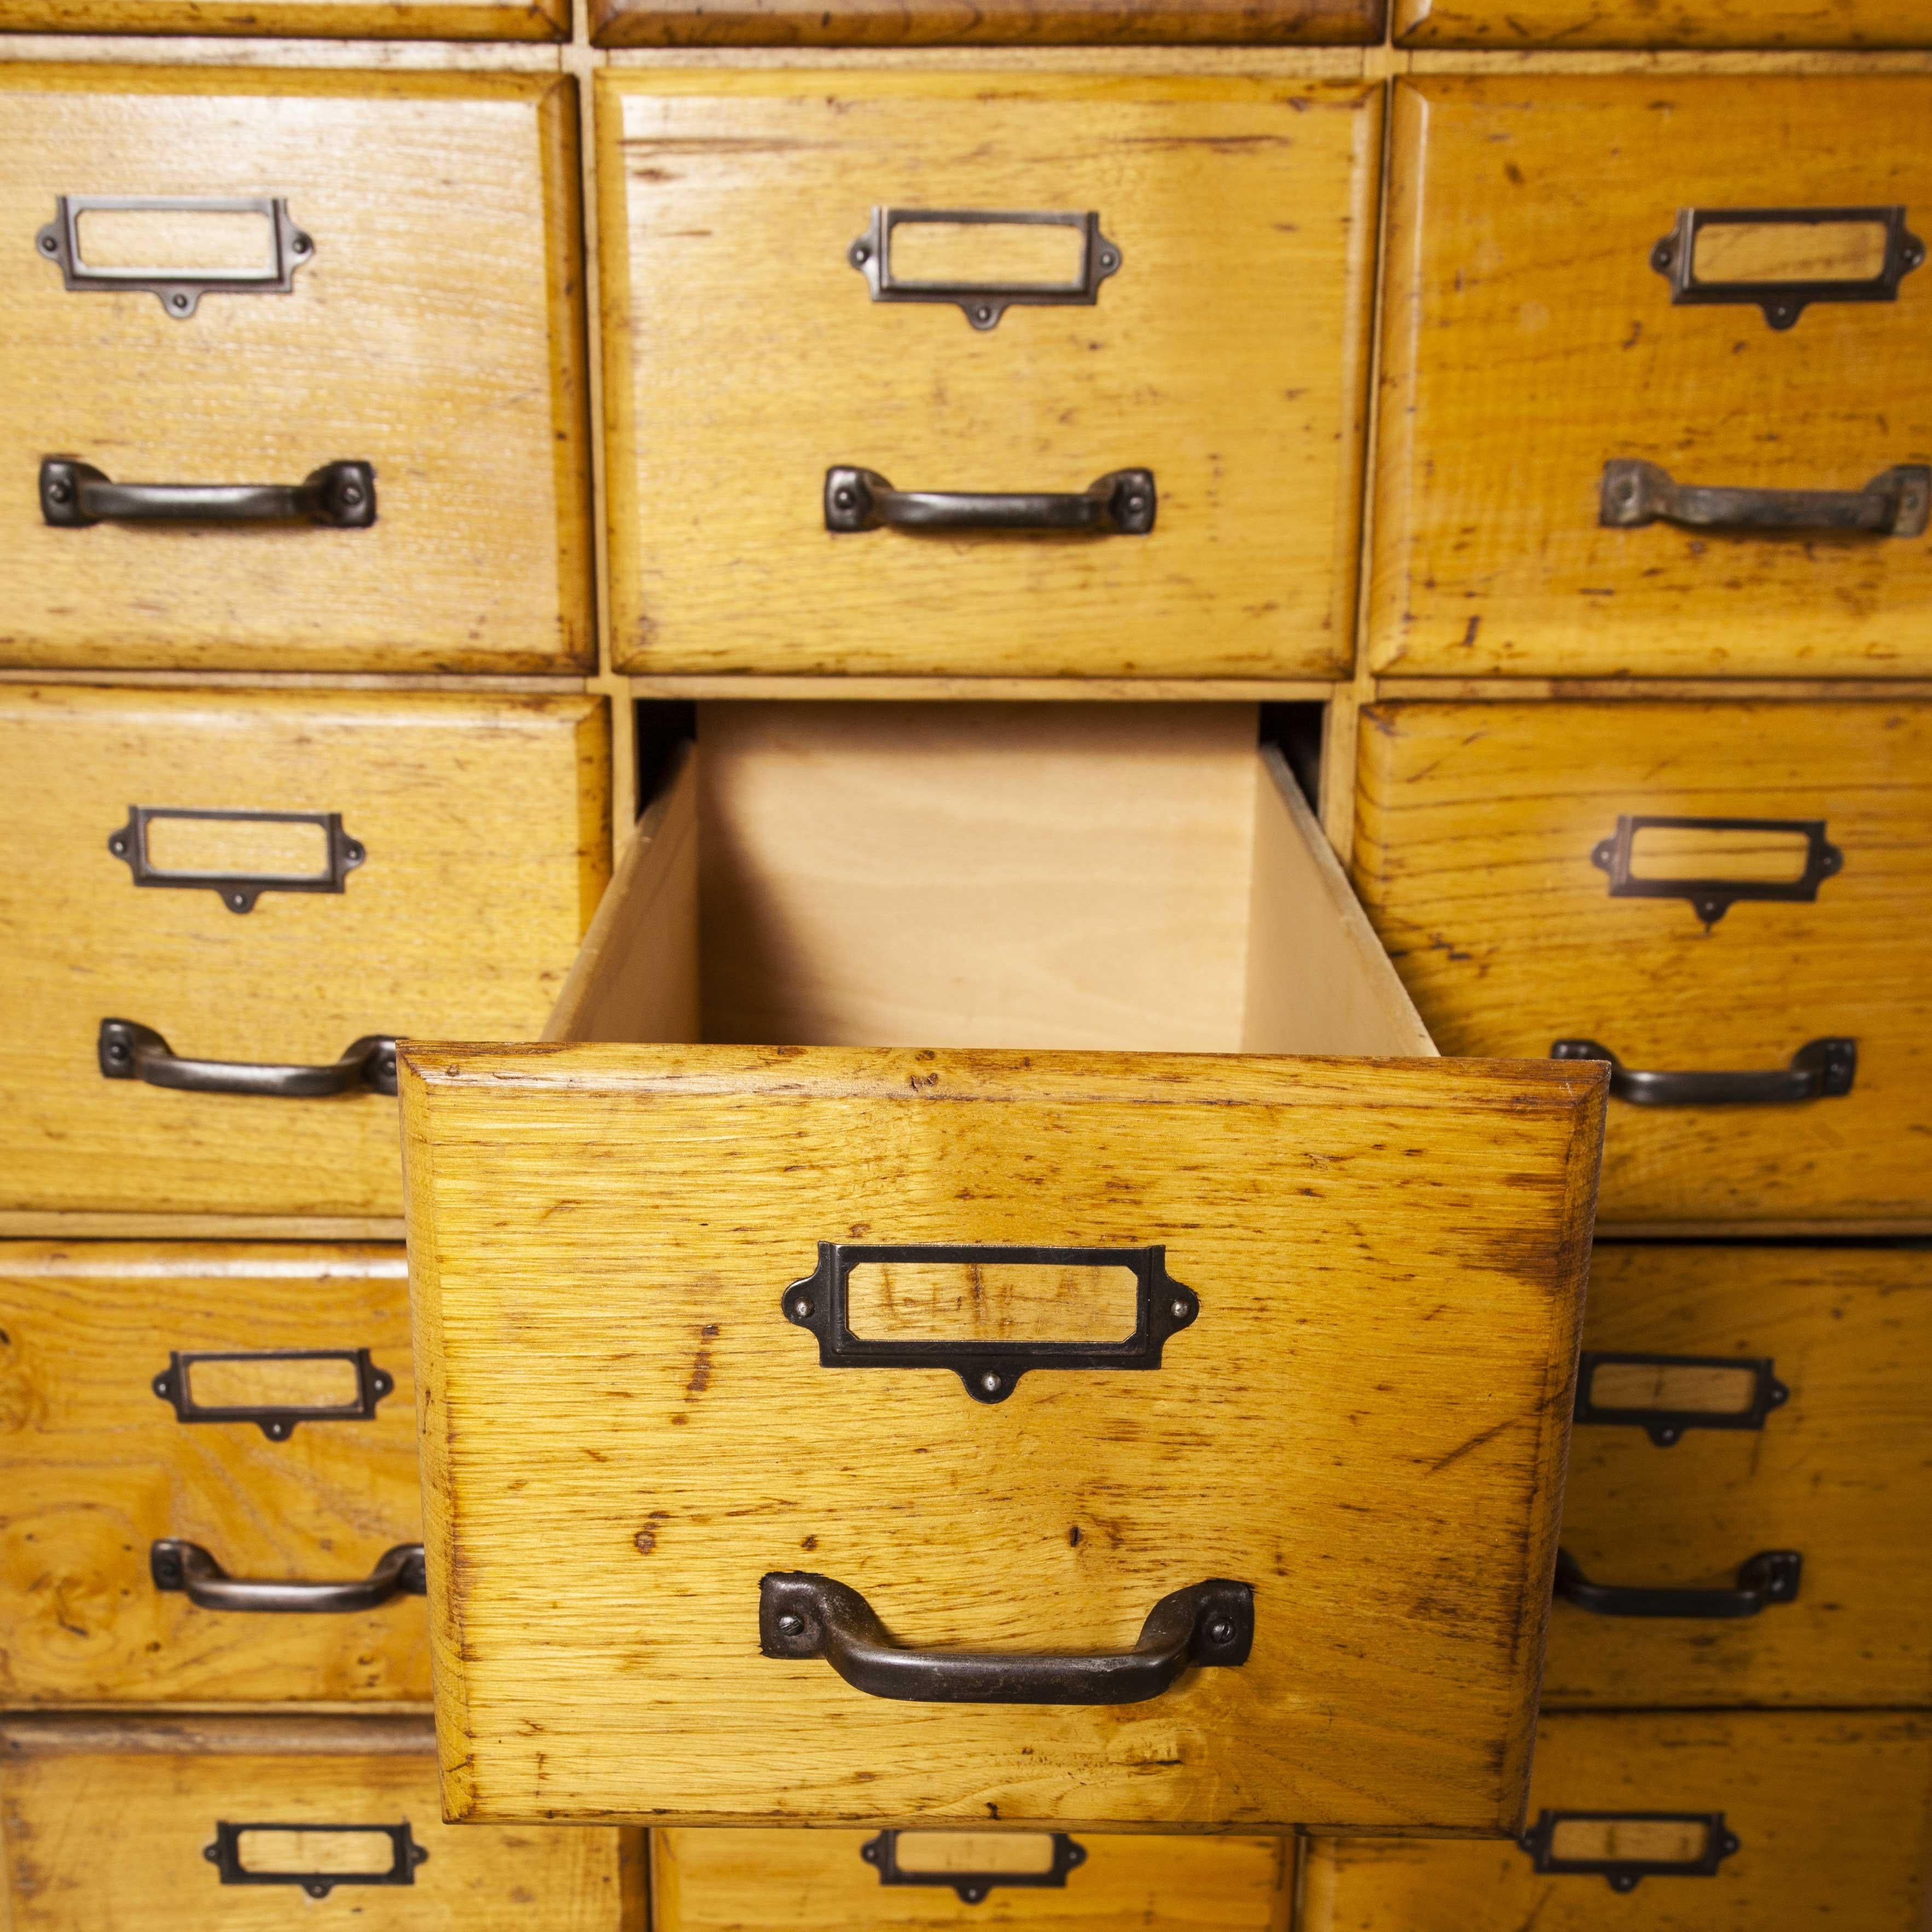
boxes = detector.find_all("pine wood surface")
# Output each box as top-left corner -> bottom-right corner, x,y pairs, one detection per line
0,66 -> 591,673
0,1713 -> 640,1930
652,1826 -> 1291,1929
402,1041 -> 1601,1831
1370,75 -> 1932,678
0,1242 -> 434,1704
0,685 -> 609,1217
1350,700 -> 1932,1222
1545,1243 -> 1932,1707
597,71 -> 1379,678
0,0 -> 565,35
1300,1710 -> 1932,1929
1397,0 -> 1932,47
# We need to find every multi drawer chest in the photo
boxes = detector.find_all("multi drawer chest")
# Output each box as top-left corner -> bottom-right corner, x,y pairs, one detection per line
0,2 -> 1928,1928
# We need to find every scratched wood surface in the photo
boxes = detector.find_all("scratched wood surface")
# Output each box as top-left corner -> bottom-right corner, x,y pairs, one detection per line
0,686 -> 608,1217
403,1042 -> 1602,1831
1301,1710 -> 1932,1929
1396,0 -> 1932,46
598,72 -> 1379,678
1370,76 -> 1932,678
0,1714 -> 641,1931
1542,1243 -> 1932,1708
0,1243 -> 434,1704
0,0 -> 564,34
0,67 -> 591,673
1350,700 -> 1932,1221
653,1826 -> 1292,1929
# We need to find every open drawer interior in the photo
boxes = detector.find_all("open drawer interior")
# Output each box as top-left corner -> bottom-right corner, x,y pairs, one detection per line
544,703 -> 1434,1059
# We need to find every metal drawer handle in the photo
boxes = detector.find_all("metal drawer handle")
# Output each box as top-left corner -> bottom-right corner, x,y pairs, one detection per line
849,207 -> 1122,330
1550,1037 -> 1855,1106
1600,458 -> 1929,536
1554,1548 -> 1801,1620
40,457 -> 375,528
109,805 -> 366,915
1520,1810 -> 1740,1892
825,466 -> 1154,535
1575,1350 -> 1788,1448
152,1539 -> 425,1613
760,1572 -> 1252,1704
206,1821 -> 427,1897
98,1019 -> 398,1098
153,1348 -> 395,1441
862,1831 -> 1087,1903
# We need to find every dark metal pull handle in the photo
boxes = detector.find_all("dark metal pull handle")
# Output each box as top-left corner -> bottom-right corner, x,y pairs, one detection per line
862,1831 -> 1087,1902
152,1539 -> 425,1613
1554,1548 -> 1801,1620
206,1821 -> 426,1896
1551,1037 -> 1854,1106
1519,1810 -> 1740,1892
761,1572 -> 1252,1704
1601,459 -> 1929,536
826,466 -> 1154,535
99,1019 -> 398,1098
41,457 -> 375,528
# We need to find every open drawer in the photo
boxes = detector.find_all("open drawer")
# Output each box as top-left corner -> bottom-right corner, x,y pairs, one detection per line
401,703 -> 1606,1836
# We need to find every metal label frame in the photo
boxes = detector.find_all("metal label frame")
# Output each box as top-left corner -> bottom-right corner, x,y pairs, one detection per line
37,195 -> 313,318
861,1831 -> 1087,1904
109,805 -> 366,914
1651,204 -> 1924,330
1574,1350 -> 1789,1448
152,1348 -> 395,1441
1591,813 -> 1842,928
849,208 -> 1122,330
780,1242 -> 1197,1404
204,1821 -> 427,1898
1518,1811 -> 1740,1893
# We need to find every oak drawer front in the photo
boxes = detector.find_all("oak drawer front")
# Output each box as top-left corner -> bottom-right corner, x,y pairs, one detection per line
1352,700 -> 1932,1223
1394,0 -> 1932,46
0,1714 -> 640,1930
1545,1244 -> 1932,1708
1302,1711 -> 1932,1930
0,0 -> 566,39
1372,78 -> 1932,679
597,74 -> 1379,679
403,1043 -> 1599,1834
653,1826 -> 1290,1928
0,687 -> 608,1219
0,1244 -> 429,1705
0,69 -> 591,674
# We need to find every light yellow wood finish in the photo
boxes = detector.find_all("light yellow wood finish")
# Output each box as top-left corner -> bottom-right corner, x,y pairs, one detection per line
0,1243 -> 430,1704
1351,700 -> 1932,1222
1545,1243 -> 1932,1707
403,1040 -> 1601,1830
653,1827 -> 1291,1930
0,0 -> 565,37
0,686 -> 608,1217
1397,0 -> 1932,47
0,68 -> 591,674
0,1714 -> 640,1931
1371,77 -> 1932,678
1301,1711 -> 1932,1929
597,72 -> 1379,679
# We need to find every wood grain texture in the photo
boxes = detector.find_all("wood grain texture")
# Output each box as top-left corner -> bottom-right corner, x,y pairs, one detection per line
0,68 -> 591,673
0,0 -> 565,36
1370,76 -> 1932,678
653,1826 -> 1291,1929
402,1042 -> 1602,1831
598,72 -> 1379,678
1300,1710 -> 1932,1929
1351,700 -> 1932,1222
0,1243 -> 430,1704
1397,0 -> 1932,47
0,1714 -> 639,1931
0,685 -> 608,1217
592,0 -> 1381,49
1545,1243 -> 1932,1707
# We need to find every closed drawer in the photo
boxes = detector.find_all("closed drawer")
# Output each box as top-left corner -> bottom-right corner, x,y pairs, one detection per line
0,686 -> 608,1219
596,75 -> 1379,679
0,0 -> 565,38
1301,1711 -> 1932,1929
0,69 -> 591,674
1394,0 -> 1932,45
0,1243 -> 430,1705
1351,700 -> 1932,1224
1545,1243 -> 1931,1708
653,1827 -> 1290,1928
401,703 -> 1603,1835
1372,78 -> 1932,678
0,1713 -> 640,1930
